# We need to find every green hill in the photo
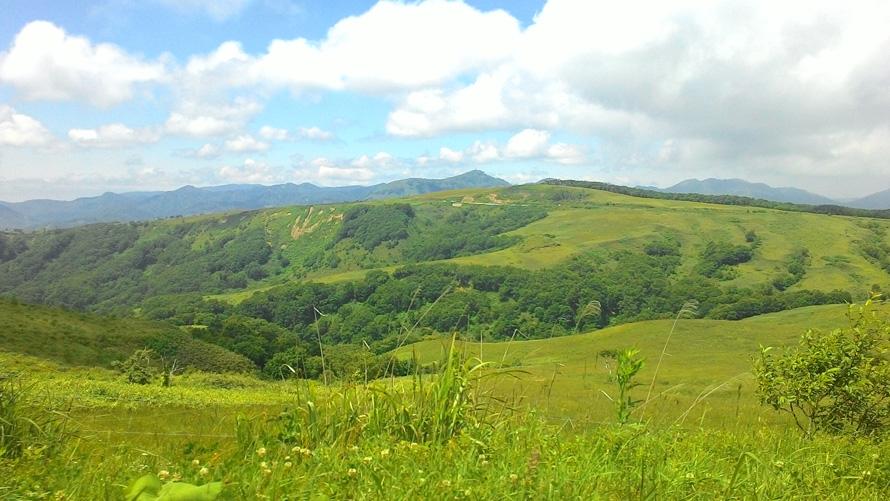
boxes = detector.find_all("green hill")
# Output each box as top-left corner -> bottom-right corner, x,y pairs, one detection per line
2,182 -> 889,379
396,304 -> 863,426
0,299 -> 252,372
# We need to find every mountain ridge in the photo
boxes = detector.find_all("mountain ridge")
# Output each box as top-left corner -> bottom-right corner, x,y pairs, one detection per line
653,178 -> 836,205
0,170 -> 509,230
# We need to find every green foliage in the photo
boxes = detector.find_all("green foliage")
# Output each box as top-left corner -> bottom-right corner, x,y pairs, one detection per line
114,348 -> 157,385
772,248 -> 811,291
125,474 -> 222,501
603,349 -> 646,424
697,241 -> 754,279
0,377 -> 69,459
335,204 -> 415,251
754,299 -> 890,437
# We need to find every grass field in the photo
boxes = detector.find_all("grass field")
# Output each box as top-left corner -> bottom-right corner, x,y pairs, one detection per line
3,302 -> 888,498
396,304 -> 866,428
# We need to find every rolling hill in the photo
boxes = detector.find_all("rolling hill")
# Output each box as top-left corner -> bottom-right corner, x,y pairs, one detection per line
0,298 -> 252,371
397,304 -> 861,425
0,170 -> 509,230
2,182 -> 889,315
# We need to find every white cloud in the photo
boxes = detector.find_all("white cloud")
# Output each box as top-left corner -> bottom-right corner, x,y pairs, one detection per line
383,0 -> 890,184
0,21 -> 166,107
504,129 -> 551,158
439,147 -> 464,163
429,131 -> 586,166
164,98 -> 261,137
0,105 -> 54,146
546,143 -> 586,165
154,0 -> 252,21
68,123 -> 160,148
258,125 -> 289,141
183,0 -> 520,93
224,134 -> 269,152
218,158 -> 277,183
296,126 -> 334,141
467,141 -> 500,163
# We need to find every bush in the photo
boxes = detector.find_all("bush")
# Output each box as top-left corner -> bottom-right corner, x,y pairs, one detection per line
754,298 -> 890,437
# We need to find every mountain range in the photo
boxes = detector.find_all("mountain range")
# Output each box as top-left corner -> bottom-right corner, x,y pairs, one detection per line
0,170 -> 509,230
647,178 -> 890,209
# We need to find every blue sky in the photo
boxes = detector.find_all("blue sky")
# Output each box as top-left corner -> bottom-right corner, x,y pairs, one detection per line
1,0 -> 889,201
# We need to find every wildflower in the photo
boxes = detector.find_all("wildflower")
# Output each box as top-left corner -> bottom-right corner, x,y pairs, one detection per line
284,462 -> 293,469
478,454 -> 486,461
362,456 -> 373,463
300,447 -> 312,457
481,460 -> 489,467
157,470 -> 170,481
441,480 -> 451,488
172,473 -> 182,482
263,468 -> 272,476
773,461 -> 784,469
285,455 -> 291,461
863,470 -> 872,477
347,468 -> 358,478
256,447 -> 267,458
685,472 -> 695,480
291,446 -> 300,454
199,467 -> 209,477
350,445 -> 360,452
192,459 -> 200,466
380,448 -> 390,459
260,461 -> 269,469
509,474 -> 519,483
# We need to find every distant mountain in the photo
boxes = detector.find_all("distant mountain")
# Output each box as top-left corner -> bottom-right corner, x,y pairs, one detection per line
0,170 -> 509,230
0,204 -> 26,228
847,189 -> 890,210
654,178 -> 837,205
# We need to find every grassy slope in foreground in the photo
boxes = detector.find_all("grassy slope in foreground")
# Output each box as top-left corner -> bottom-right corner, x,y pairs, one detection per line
398,304 -> 861,426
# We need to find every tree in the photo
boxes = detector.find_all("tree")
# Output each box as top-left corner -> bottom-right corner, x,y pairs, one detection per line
754,298 -> 890,437
113,348 -> 157,385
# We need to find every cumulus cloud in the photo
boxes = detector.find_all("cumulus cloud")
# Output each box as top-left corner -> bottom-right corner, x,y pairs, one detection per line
68,123 -> 160,148
0,21 -> 166,107
439,147 -> 464,163
0,105 -> 54,146
258,125 -> 289,141
385,0 -> 890,184
296,126 -> 334,141
164,98 -> 261,137
218,158 -> 277,183
182,0 -> 520,93
426,130 -> 586,166
504,129 -> 550,158
224,134 -> 269,152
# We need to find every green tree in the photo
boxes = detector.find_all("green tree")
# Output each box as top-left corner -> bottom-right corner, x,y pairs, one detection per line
754,298 -> 890,437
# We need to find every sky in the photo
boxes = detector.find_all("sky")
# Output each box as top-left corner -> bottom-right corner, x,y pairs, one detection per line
1,0 -> 889,202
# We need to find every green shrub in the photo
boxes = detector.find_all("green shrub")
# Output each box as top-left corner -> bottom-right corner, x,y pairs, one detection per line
754,299 -> 890,437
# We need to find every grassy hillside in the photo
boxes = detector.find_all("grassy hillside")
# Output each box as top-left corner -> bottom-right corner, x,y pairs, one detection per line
0,299 -> 252,371
397,304 -> 862,427
2,303 -> 887,499
3,183 -> 889,313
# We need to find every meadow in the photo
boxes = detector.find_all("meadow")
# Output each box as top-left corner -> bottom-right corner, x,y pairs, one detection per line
2,302 -> 889,499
